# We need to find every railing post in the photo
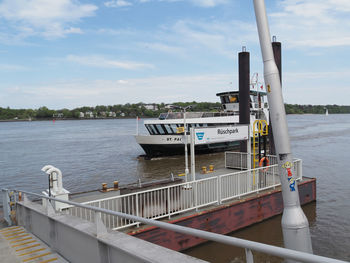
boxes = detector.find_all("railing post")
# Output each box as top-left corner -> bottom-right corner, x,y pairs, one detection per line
238,174 -> 241,199
136,193 -> 140,227
298,159 -> 303,180
2,189 -> 12,226
167,187 -> 171,219
23,193 -> 29,204
245,248 -> 254,263
217,176 -> 221,204
45,199 -> 56,216
240,152 -> 242,169
95,212 -> 107,237
225,152 -> 227,168
194,181 -> 198,211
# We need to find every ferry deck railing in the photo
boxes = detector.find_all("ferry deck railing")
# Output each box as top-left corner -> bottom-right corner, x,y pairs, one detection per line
1,189 -> 347,263
225,152 -> 280,170
65,156 -> 301,230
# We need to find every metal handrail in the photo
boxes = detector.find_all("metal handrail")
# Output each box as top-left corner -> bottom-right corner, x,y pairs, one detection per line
65,162 -> 295,230
3,189 -> 348,263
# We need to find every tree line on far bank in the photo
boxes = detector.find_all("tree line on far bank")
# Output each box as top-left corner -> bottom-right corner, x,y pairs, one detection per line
0,103 -> 349,121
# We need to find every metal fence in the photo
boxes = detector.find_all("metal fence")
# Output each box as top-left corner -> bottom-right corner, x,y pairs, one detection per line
225,152 -> 279,170
66,158 -> 302,230
3,189 -> 347,263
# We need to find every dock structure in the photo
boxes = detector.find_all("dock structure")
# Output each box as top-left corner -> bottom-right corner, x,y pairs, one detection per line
129,177 -> 315,251
1,152 -> 327,262
61,152 -> 316,251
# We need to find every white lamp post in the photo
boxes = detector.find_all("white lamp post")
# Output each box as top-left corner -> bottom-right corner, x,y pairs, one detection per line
171,105 -> 192,183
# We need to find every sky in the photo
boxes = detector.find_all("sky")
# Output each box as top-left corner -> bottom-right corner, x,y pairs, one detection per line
0,0 -> 349,109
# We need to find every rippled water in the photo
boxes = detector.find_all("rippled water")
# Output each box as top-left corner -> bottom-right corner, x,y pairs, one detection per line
0,115 -> 349,261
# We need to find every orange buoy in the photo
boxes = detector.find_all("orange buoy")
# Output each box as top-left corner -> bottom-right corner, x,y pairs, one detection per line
259,157 -> 270,172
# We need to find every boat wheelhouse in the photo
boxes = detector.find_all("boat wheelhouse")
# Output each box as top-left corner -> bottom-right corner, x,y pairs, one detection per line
135,90 -> 269,158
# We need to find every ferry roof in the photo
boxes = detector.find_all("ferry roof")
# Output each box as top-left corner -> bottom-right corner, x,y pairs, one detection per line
216,90 -> 267,97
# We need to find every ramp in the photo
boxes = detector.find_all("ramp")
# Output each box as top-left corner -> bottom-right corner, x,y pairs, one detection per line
0,226 -> 67,263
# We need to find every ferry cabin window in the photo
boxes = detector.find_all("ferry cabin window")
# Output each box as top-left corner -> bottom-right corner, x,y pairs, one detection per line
163,124 -> 173,134
155,124 -> 165,134
145,125 -> 152,135
229,95 -> 239,103
147,125 -> 158,135
170,124 -> 178,134
220,95 -> 239,104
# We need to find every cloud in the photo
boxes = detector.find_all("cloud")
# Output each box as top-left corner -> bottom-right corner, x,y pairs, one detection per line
270,0 -> 350,48
0,0 -> 97,39
3,73 -> 233,108
159,19 -> 256,57
66,55 -> 154,70
138,42 -> 185,55
104,0 -> 132,8
137,0 -> 228,8
189,0 -> 228,8
4,68 -> 350,108
0,63 -> 29,71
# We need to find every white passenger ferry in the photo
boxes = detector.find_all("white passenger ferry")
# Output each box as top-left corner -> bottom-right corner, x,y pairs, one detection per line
135,90 -> 269,158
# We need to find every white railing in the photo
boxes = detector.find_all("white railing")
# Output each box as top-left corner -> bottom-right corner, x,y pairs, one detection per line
225,152 -> 289,170
66,158 -> 302,230
5,189 -> 347,263
225,152 -> 249,169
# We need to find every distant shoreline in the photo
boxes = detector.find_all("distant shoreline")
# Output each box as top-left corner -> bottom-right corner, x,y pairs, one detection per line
0,113 -> 348,123
0,117 -> 151,122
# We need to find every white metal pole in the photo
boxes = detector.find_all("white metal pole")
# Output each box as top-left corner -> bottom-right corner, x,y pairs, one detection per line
247,125 -> 251,170
190,127 -> 196,181
184,110 -> 189,183
136,116 -> 139,135
253,0 -> 313,257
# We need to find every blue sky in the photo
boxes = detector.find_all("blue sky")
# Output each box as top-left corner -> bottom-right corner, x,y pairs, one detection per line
0,0 -> 349,109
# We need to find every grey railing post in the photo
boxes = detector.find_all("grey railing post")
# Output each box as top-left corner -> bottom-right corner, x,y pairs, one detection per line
194,181 -> 198,211
2,189 -> 12,226
217,176 -> 221,204
136,193 -> 140,227
46,199 -> 56,216
245,248 -> 254,263
167,187 -> 171,219
95,212 -> 107,237
238,173 -> 241,199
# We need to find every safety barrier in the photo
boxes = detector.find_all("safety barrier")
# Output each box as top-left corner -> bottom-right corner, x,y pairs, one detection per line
1,189 -> 347,263
225,152 -> 279,170
66,158 -> 301,230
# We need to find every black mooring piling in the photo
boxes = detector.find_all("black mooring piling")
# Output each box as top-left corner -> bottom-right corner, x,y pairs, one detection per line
239,47 -> 250,153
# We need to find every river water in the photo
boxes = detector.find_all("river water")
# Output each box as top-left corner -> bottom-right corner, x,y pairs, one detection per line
0,115 -> 349,262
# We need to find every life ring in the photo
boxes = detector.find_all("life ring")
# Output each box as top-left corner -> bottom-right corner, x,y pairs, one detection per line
259,157 -> 270,172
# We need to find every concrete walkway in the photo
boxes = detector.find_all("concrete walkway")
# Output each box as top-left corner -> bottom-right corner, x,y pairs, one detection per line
0,226 -> 68,263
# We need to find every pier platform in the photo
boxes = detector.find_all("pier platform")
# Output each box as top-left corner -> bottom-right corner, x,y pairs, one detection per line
127,176 -> 316,251
2,152 -> 315,258
62,153 -> 315,252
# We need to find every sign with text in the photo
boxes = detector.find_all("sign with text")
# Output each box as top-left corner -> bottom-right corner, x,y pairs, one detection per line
194,125 -> 249,145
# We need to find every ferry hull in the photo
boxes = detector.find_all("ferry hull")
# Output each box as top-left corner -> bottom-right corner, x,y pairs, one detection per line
139,142 -> 240,158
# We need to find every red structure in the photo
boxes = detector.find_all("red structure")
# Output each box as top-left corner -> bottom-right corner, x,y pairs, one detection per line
129,177 -> 316,251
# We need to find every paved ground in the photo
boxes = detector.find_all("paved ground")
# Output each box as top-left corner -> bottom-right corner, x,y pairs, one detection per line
0,226 -> 68,263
